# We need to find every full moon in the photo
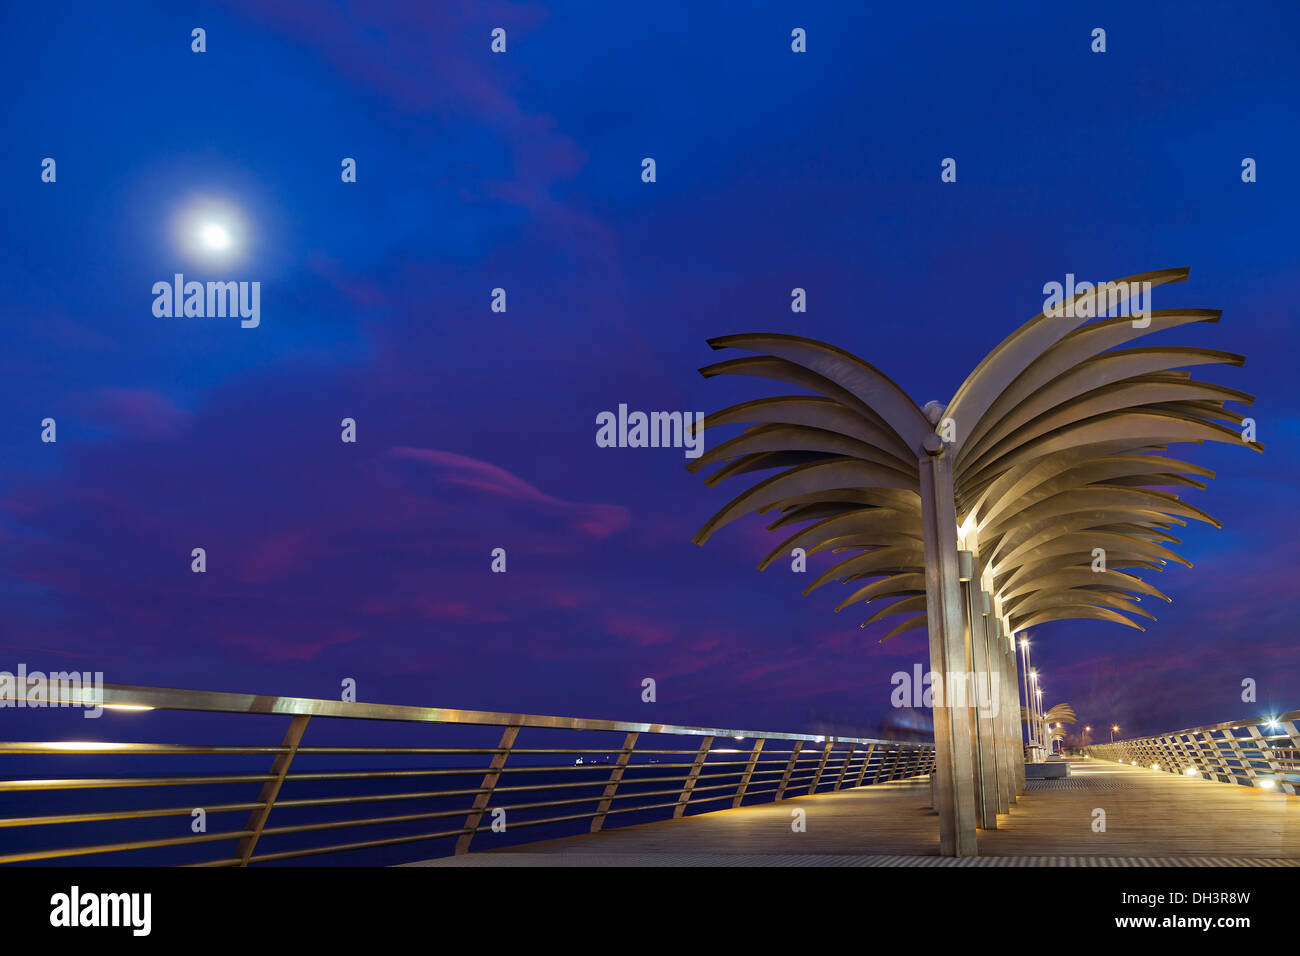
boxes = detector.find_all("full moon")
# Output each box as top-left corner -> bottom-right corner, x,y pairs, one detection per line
200,223 -> 231,250
175,199 -> 246,262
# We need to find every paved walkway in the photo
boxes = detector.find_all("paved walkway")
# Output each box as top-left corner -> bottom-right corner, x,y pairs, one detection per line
409,759 -> 1300,866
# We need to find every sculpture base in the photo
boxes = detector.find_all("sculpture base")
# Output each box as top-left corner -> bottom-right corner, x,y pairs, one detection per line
1024,761 -> 1069,779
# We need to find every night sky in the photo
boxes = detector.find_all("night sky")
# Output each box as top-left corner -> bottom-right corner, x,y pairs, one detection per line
2,1 -> 1297,743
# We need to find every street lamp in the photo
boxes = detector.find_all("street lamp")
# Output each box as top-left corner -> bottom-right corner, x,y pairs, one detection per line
1020,640 -> 1031,753
1035,686 -> 1044,753
1028,669 -> 1041,750
1111,725 -> 1119,744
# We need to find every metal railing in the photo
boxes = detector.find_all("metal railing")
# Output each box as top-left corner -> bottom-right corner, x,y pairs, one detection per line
1083,709 -> 1300,794
0,684 -> 935,866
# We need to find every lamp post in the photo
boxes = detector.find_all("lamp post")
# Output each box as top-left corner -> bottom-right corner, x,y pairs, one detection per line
1034,684 -> 1044,759
1111,725 -> 1119,744
1027,670 -> 1037,751
1019,639 -> 1031,755
1028,670 -> 1043,761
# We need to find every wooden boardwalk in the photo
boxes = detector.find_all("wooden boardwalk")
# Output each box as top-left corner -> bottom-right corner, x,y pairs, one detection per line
413,758 -> 1300,866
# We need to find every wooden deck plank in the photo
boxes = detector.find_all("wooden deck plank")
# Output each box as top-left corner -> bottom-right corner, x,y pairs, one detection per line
418,758 -> 1300,863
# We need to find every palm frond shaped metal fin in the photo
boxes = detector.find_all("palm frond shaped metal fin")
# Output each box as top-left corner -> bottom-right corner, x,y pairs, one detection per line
690,270 -> 1260,642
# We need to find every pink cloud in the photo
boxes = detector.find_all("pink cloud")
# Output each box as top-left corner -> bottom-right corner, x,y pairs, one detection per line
240,533 -> 309,583
603,615 -> 675,647
389,446 -> 631,539
86,388 -> 190,439
222,630 -> 363,663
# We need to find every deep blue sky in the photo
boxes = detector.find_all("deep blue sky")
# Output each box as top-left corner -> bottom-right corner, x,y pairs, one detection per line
1,0 -> 1296,741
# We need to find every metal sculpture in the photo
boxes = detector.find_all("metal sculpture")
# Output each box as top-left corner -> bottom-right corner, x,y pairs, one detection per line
689,268 -> 1262,855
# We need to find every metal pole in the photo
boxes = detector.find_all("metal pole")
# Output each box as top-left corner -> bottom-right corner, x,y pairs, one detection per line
1020,639 -> 1030,752
918,437 -> 978,856
236,714 -> 311,866
733,737 -> 765,808
983,593 -> 1012,812
1002,620 -> 1025,795
592,731 -> 639,831
456,724 -> 520,854
674,736 -> 714,817
960,551 -> 998,829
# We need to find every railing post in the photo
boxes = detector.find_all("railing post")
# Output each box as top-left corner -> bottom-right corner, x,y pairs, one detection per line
674,736 -> 713,818
903,748 -> 918,779
236,714 -> 311,867
1156,735 -> 1173,771
1277,720 -> 1299,795
1194,730 -> 1217,778
808,737 -> 835,795
1206,729 -> 1230,782
854,743 -> 877,787
592,731 -> 639,832
1169,734 -> 1189,773
875,745 -> 900,783
456,724 -> 520,854
1246,724 -> 1280,788
733,737 -> 765,808
832,742 -> 859,791
1184,731 -> 1203,776
776,740 -> 804,800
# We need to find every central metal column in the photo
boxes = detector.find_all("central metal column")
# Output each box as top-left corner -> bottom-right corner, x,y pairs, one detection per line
981,591 -> 1012,813
998,619 -> 1022,798
960,551 -> 999,829
918,436 -> 977,856
1005,621 -> 1027,793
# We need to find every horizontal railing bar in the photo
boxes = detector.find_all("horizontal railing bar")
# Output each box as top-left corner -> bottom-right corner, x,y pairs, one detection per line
270,787 -> 488,808
244,827 -> 472,864
0,829 -> 256,865
0,760 -> 853,795
556,774 -> 689,789
0,802 -> 265,828
737,786 -> 783,798
186,858 -> 247,868
501,763 -> 703,773
0,743 -> 290,755
602,799 -> 684,817
606,785 -> 709,803
1,681 -> 935,868
0,774 -> 276,792
265,785 -> 737,837
1106,711 -> 1300,745
678,790 -> 741,807
34,683 -> 935,748
279,765 -> 684,782
260,807 -> 479,836
0,744 -> 830,757
472,809 -> 626,832
687,770 -> 748,781
188,770 -> 932,867
244,797 -> 726,866
298,747 -> 642,755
